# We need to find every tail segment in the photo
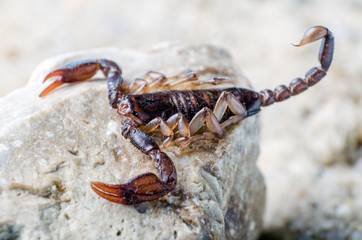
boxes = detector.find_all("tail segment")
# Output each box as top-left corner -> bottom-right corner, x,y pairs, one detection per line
259,26 -> 334,107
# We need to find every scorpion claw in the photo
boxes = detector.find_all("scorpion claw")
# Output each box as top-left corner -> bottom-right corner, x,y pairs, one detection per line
39,79 -> 66,97
40,59 -> 123,108
39,69 -> 69,97
42,70 -> 66,83
91,172 -> 173,205
91,181 -> 138,205
39,60 -> 102,97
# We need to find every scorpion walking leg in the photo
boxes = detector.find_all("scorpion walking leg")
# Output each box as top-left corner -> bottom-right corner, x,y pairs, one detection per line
175,91 -> 248,148
139,104 -> 232,150
259,26 -> 334,106
165,71 -> 200,88
127,71 -> 168,94
191,76 -> 234,86
129,69 -> 233,95
166,71 -> 233,88
91,128 -> 177,205
141,113 -> 192,150
142,117 -> 175,148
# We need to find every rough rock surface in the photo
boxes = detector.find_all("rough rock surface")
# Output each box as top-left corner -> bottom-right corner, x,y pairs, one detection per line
0,45 -> 265,240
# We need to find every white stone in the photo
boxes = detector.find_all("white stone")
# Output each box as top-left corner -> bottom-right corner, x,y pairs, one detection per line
0,44 -> 264,240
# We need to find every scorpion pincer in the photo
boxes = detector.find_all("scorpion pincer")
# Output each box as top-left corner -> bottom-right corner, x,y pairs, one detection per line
39,26 -> 334,205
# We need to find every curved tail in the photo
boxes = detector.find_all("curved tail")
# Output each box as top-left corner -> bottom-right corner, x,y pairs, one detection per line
259,26 -> 334,107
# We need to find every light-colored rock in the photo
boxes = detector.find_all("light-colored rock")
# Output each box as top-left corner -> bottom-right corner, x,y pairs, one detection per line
0,44 -> 265,240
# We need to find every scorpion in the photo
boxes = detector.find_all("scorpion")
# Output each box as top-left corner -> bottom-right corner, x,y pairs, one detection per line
39,26 -> 334,205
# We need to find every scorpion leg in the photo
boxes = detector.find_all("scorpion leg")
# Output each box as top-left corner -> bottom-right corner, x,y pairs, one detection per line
165,71 -> 200,88
141,114 -> 192,150
259,26 -> 334,106
91,127 -> 177,205
213,91 -> 248,121
142,117 -> 175,148
130,69 -> 232,94
126,78 -> 148,94
188,91 -> 247,135
127,71 -> 168,94
190,76 -> 234,86
165,72 -> 233,88
130,70 -> 205,93
139,107 -> 224,151
174,91 -> 248,148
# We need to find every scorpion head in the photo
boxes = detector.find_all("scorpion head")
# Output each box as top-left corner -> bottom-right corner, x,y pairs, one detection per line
117,97 -> 144,126
118,98 -> 131,116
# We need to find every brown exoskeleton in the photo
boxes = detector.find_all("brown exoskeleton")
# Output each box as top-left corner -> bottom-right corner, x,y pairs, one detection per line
39,26 -> 334,205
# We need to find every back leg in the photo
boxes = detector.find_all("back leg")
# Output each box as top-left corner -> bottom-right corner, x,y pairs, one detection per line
165,70 -> 234,88
164,71 -> 200,88
172,91 -> 248,149
128,68 -> 234,94
129,69 -> 199,93
190,76 -> 234,86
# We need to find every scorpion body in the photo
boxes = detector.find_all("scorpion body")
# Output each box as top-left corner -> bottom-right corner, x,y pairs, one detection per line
124,88 -> 261,123
40,26 -> 334,205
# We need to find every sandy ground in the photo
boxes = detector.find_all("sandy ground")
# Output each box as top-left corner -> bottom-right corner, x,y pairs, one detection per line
1,0 -> 362,239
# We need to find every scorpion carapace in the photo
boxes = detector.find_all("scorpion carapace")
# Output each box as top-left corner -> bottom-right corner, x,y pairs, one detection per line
39,26 -> 334,205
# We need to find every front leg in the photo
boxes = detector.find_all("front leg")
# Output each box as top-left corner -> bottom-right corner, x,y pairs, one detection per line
91,127 -> 177,205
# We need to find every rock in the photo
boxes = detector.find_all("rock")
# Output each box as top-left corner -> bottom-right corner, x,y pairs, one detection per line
0,44 -> 265,240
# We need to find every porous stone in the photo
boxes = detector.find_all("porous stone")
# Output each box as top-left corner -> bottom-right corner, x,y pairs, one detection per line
0,44 -> 265,240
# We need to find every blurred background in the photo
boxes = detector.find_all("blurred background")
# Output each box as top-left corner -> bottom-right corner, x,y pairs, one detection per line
1,0 -> 361,239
